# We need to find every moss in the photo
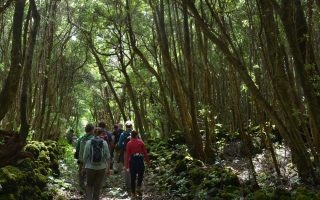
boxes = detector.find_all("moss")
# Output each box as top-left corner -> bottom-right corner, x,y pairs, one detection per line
38,150 -> 50,163
25,141 -> 48,159
16,158 -> 37,172
253,190 -> 270,200
31,170 -> 48,188
0,166 -> 24,192
192,159 -> 204,167
25,143 -> 41,158
189,168 -> 206,185
0,140 -> 64,200
18,186 -> 43,200
49,151 -> 57,160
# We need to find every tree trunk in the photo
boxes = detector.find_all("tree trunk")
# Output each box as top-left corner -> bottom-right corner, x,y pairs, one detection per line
151,0 -> 206,160
0,0 -> 25,122
20,0 -> 40,141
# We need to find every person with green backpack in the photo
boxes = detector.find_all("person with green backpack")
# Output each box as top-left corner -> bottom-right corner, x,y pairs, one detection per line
83,127 -> 110,200
74,123 -> 95,193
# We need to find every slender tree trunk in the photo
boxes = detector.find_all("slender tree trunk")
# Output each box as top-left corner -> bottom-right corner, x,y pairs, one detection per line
151,0 -> 206,160
185,1 -> 317,182
20,0 -> 40,141
0,0 -> 25,122
87,37 -> 128,122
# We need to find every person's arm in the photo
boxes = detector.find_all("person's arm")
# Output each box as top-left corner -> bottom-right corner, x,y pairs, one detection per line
125,142 -> 131,170
103,141 -> 111,173
141,141 -> 150,165
83,140 -> 90,163
104,141 -> 111,160
117,133 -> 124,148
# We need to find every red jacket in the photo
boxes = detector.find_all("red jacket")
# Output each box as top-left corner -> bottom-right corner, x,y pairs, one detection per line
126,138 -> 150,169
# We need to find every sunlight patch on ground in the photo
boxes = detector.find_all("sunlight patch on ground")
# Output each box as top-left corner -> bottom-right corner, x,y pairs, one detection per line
226,144 -> 299,187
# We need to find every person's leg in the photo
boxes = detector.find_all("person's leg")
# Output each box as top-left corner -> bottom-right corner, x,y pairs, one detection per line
136,157 -> 145,195
86,169 -> 95,200
113,150 -> 118,173
130,157 -> 138,195
78,162 -> 85,191
110,149 -> 114,170
118,150 -> 124,173
92,169 -> 106,200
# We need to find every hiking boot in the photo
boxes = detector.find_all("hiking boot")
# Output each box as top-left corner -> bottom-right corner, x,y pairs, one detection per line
136,186 -> 142,196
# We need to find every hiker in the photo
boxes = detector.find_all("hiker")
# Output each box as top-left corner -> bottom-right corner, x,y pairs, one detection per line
74,124 -> 95,193
98,122 -> 113,148
83,127 -> 111,200
97,121 -> 112,175
117,120 -> 133,190
112,123 -> 123,174
126,130 -> 150,197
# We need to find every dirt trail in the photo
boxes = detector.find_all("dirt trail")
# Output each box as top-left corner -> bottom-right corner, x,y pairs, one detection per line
56,160 -> 175,200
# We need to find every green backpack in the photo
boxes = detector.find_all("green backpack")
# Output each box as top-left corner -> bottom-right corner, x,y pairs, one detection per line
78,134 -> 93,162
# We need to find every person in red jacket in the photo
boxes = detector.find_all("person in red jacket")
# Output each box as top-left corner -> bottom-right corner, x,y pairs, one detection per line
126,130 -> 150,197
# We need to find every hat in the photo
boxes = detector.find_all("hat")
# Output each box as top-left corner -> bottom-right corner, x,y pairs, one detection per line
125,120 -> 133,127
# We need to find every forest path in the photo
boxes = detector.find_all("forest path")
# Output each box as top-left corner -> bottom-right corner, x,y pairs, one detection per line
56,145 -> 175,200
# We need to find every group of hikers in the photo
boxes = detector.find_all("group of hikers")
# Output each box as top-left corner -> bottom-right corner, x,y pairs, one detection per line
73,120 -> 150,200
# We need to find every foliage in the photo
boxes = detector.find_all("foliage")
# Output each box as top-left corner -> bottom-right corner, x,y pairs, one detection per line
0,140 -> 65,199
147,139 -> 241,199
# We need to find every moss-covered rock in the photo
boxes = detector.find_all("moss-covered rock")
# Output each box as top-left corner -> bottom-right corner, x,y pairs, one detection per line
16,158 -> 36,172
0,140 -> 65,200
25,141 -> 48,159
0,166 -> 24,192
25,143 -> 41,158
189,167 -> 206,185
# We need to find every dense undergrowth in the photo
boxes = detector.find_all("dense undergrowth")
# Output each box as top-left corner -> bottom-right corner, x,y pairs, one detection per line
146,131 -> 320,200
0,140 -> 65,200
